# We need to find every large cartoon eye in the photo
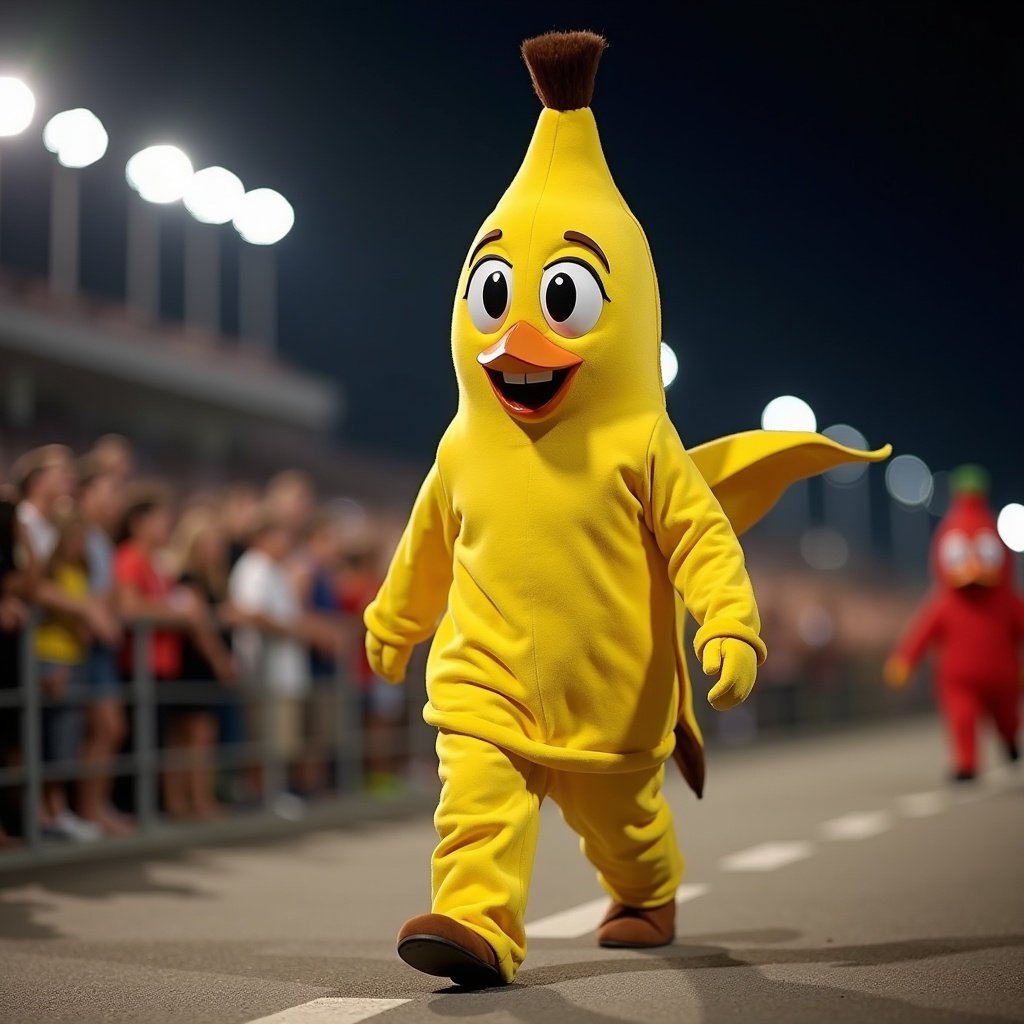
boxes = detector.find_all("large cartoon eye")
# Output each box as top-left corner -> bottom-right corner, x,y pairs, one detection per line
973,530 -> 1004,570
465,258 -> 512,333
540,259 -> 607,338
939,530 -> 970,570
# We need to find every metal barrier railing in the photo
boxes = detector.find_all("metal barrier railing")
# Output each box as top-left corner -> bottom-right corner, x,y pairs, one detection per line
0,617 -> 420,855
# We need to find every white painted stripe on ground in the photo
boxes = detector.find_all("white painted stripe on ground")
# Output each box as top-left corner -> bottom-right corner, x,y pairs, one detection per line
526,882 -> 709,939
820,810 -> 892,841
719,840 -> 814,872
245,997 -> 410,1024
897,791 -> 946,818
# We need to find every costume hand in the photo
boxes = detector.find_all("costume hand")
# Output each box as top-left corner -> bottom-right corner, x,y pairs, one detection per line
704,638 -> 758,711
883,656 -> 911,689
365,631 -> 412,684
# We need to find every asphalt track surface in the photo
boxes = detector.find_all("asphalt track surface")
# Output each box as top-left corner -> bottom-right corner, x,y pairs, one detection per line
2,715 -> 1022,1023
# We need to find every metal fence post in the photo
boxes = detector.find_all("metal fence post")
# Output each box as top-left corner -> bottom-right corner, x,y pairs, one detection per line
20,615 -> 41,850
132,624 -> 157,830
259,637 -> 282,810
335,662 -> 363,795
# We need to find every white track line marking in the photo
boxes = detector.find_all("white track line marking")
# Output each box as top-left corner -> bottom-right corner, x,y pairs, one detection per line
897,791 -> 946,818
245,998 -> 410,1024
527,882 -> 708,939
719,841 -> 814,872
820,810 -> 892,841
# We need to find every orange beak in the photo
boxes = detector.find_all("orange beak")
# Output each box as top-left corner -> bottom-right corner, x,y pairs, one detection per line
946,559 -> 1001,589
477,321 -> 582,418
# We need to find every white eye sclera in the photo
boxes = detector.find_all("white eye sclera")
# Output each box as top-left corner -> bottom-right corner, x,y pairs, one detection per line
466,259 -> 513,334
939,531 -> 970,569
973,530 -> 1004,570
540,260 -> 605,339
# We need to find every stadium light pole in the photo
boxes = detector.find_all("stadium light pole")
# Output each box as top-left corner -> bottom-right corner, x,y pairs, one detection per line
232,188 -> 294,354
124,144 -> 193,322
43,108 -> 108,298
885,453 -> 933,579
822,423 -> 872,552
0,76 -> 36,264
761,394 -> 817,532
182,166 -> 244,337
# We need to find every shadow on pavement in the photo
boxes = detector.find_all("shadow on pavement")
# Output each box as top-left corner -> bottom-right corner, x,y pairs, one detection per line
446,931 -> 1024,1024
0,855 -> 209,940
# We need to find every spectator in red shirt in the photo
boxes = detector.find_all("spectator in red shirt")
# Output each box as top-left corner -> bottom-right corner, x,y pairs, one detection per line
114,485 -> 227,818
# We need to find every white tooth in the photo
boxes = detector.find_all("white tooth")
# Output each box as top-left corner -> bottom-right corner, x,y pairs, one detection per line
502,372 -> 527,384
525,371 -> 553,384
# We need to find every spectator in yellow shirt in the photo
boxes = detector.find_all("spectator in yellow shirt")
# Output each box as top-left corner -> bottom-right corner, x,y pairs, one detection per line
35,511 -> 100,843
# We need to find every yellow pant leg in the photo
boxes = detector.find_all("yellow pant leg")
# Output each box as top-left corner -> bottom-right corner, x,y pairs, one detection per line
551,763 -> 683,909
431,730 -> 547,982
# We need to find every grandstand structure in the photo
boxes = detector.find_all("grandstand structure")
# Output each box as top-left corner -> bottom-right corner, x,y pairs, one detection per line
0,271 -> 420,503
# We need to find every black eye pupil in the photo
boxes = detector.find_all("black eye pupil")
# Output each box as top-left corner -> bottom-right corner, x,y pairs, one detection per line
482,270 -> 508,319
545,273 -> 576,323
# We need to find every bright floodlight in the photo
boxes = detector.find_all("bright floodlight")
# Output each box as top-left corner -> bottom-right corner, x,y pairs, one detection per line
43,108 -> 108,168
125,145 -> 193,204
761,395 -> 817,432
997,503 -> 1024,553
660,342 -> 679,389
0,77 -> 35,137
184,166 -> 245,224
233,188 -> 294,245
885,454 -> 933,507
823,423 -> 869,485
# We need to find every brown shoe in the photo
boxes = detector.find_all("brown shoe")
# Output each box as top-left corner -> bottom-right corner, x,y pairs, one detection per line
596,900 -> 676,948
397,913 -> 504,988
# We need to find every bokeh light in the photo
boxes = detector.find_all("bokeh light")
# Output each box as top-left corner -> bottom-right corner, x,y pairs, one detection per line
800,526 -> 849,570
125,145 -> 194,204
761,395 -> 817,432
232,188 -> 294,245
823,424 -> 869,485
43,108 -> 108,168
885,454 -> 933,507
183,166 -> 245,225
0,77 -> 35,137
797,604 -> 836,647
660,342 -> 678,388
997,503 -> 1024,553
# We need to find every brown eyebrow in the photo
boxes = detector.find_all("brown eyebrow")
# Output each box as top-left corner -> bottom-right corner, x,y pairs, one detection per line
467,228 -> 503,266
564,230 -> 609,273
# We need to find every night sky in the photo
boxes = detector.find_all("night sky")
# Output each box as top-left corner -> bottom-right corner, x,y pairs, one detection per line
1,2 -> 1021,505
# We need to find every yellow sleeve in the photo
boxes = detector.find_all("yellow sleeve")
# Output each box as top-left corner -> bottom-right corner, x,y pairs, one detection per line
364,460 -> 460,648
645,415 -> 766,664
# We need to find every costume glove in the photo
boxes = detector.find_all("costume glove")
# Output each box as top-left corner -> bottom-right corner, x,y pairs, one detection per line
703,637 -> 758,710
365,631 -> 412,684
883,656 -> 911,689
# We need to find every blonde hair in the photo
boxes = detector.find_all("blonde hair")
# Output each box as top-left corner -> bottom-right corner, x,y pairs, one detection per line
168,507 -> 226,595
47,507 -> 88,578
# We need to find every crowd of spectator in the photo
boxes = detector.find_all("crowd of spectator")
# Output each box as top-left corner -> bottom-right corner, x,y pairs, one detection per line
0,436 -> 407,849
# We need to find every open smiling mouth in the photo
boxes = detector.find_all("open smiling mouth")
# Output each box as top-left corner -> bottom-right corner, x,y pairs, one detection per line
485,366 -> 578,415
477,321 -> 583,419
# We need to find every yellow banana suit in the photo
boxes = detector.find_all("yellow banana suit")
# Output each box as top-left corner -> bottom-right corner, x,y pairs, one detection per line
366,32 -> 888,985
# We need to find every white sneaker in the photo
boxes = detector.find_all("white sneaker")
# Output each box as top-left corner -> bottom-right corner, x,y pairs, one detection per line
271,793 -> 306,822
48,810 -> 103,843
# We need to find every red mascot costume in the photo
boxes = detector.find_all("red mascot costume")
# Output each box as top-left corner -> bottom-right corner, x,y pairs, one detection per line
886,466 -> 1023,780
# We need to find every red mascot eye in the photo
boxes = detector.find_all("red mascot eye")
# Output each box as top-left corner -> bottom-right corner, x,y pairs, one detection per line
973,530 -> 1004,570
939,531 -> 970,570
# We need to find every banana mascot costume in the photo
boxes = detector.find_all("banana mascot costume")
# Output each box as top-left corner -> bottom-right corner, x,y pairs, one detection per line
365,31 -> 889,987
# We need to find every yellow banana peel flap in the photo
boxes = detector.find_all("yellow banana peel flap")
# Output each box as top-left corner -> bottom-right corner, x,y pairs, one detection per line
689,430 -> 892,537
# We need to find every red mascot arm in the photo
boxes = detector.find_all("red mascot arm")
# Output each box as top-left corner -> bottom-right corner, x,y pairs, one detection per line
885,593 -> 948,687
